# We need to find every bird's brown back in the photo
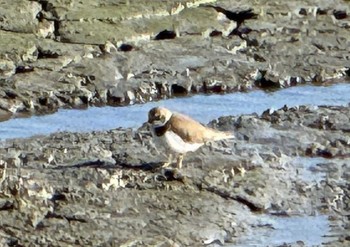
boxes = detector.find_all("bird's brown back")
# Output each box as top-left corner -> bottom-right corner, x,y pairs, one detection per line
169,113 -> 232,143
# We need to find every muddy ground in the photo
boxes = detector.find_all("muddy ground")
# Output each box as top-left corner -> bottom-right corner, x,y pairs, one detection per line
0,104 -> 349,246
0,0 -> 350,120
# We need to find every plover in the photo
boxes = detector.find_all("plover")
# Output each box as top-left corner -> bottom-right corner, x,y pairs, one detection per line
148,107 -> 234,169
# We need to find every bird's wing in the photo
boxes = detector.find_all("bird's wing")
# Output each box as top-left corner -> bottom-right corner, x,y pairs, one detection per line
169,113 -> 233,143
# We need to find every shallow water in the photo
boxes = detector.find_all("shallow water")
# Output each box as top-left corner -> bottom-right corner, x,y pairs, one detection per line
0,83 -> 349,140
234,215 -> 332,246
292,156 -> 350,183
293,156 -> 330,183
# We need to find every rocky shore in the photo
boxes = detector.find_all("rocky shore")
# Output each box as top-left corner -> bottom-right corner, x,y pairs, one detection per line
0,0 -> 350,120
1,0 -> 350,246
0,104 -> 349,246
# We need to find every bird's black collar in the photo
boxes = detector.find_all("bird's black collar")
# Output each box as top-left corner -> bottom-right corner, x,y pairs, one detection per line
153,120 -> 171,137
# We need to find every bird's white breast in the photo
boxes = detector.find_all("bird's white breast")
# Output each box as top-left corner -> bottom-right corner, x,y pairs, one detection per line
162,130 -> 203,154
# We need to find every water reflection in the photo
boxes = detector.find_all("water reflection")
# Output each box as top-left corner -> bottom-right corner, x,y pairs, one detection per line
233,215 -> 332,246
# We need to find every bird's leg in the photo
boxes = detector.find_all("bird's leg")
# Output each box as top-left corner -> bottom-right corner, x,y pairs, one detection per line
176,154 -> 184,169
162,153 -> 173,167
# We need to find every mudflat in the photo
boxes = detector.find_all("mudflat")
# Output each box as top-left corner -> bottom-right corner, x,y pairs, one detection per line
0,104 -> 349,245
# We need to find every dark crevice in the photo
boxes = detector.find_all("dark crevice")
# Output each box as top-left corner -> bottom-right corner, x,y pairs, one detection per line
107,97 -> 124,106
38,97 -> 49,106
202,82 -> 226,93
106,89 -> 125,106
333,10 -> 347,20
255,78 -> 278,89
50,193 -> 67,202
38,0 -> 54,12
118,44 -> 134,52
0,201 -> 15,211
45,212 -> 87,223
288,77 -> 299,86
305,147 -> 334,158
253,53 -> 266,62
53,159 -> 117,170
154,30 -> 176,40
233,196 -> 264,212
171,84 -> 188,95
53,20 -> 60,37
313,43 -> 325,51
345,67 -> 350,77
157,168 -> 185,182
316,8 -> 328,15
5,90 -> 18,99
254,70 -> 280,89
117,162 -> 162,172
316,149 -> 333,158
209,30 -> 222,37
15,66 -> 34,74
201,183 -> 264,212
6,239 -> 19,247
299,8 -> 307,16
49,192 -> 68,212
37,48 -> 60,59
312,74 -> 323,83
79,95 -> 89,105
36,11 -> 44,21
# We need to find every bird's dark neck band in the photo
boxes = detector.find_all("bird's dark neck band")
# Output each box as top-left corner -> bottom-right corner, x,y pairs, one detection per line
154,120 -> 170,136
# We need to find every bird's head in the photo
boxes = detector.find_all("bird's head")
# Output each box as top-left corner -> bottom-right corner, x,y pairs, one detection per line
148,107 -> 172,127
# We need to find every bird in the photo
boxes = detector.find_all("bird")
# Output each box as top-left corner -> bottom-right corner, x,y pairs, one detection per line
203,6 -> 258,27
202,6 -> 257,37
148,107 -> 234,169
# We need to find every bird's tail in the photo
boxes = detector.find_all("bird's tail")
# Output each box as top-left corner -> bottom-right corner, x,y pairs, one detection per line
206,128 -> 235,142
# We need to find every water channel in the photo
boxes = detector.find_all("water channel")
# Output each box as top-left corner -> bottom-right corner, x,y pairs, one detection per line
0,83 -> 349,141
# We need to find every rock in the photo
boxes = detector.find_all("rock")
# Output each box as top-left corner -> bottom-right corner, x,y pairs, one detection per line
0,199 -> 14,211
0,59 -> 16,78
125,90 -> 136,104
22,45 -> 38,62
0,0 -> 41,33
0,105 -> 349,245
0,0 -> 350,243
0,97 -> 26,113
36,19 -> 55,38
0,0 -> 348,115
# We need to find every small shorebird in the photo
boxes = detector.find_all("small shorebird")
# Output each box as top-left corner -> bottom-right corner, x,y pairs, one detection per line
148,107 -> 234,169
